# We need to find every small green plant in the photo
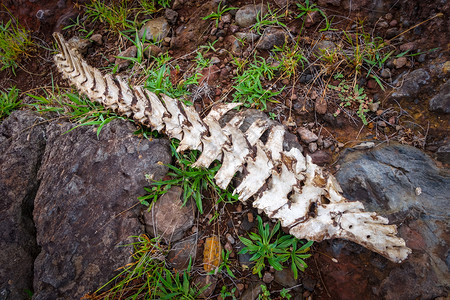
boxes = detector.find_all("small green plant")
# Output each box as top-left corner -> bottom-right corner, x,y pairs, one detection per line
202,1 -> 237,27
144,55 -> 201,101
259,284 -> 272,300
232,56 -> 282,111
91,234 -> 167,299
280,288 -> 292,299
295,0 -> 329,32
116,30 -> 151,67
85,0 -> 132,33
220,286 -> 237,300
29,91 -> 123,137
139,140 -> 238,213
62,15 -> 94,38
252,5 -> 287,35
239,216 -> 312,278
273,42 -> 308,79
139,0 -> 172,14
0,86 -> 21,120
194,51 -> 211,69
210,249 -> 235,278
328,79 -> 373,125
158,258 -> 208,300
0,15 -> 34,74
279,239 -> 314,279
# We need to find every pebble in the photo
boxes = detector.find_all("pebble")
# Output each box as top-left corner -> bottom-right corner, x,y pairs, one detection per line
323,139 -> 333,149
236,204 -> 243,212
297,127 -> 318,143
90,34 -> 103,46
393,57 -> 407,68
263,272 -> 274,284
309,142 -> 318,153
399,42 -> 416,52
389,19 -> 398,27
226,233 -> 235,244
337,142 -> 345,148
380,68 -> 391,79
224,242 -> 233,253
247,212 -> 254,223
237,283 -> 245,291
385,13 -> 393,21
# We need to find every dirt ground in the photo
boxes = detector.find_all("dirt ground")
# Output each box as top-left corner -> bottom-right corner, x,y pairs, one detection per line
1,0 -> 449,299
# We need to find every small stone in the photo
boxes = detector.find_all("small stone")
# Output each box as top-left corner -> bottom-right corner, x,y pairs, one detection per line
308,142 -> 318,153
67,36 -> 92,55
302,276 -> 316,292
323,139 -> 333,149
337,142 -> 345,148
385,13 -> 393,21
263,272 -> 274,284
429,80 -> 450,113
377,21 -> 389,29
377,121 -> 387,127
221,13 -> 232,23
90,34 -> 103,46
380,68 -> 391,79
167,234 -> 198,271
309,150 -> 332,165
224,242 -> 233,253
143,186 -> 195,243
247,212 -> 254,223
235,4 -> 267,27
226,233 -> 235,244
389,19 -> 398,27
211,56 -> 220,65
237,283 -> 245,291
368,102 -> 380,112
256,27 -> 286,50
236,204 -> 243,212
115,46 -> 137,71
193,275 -> 217,299
143,44 -> 162,58
399,42 -> 416,52
164,8 -> 178,25
297,127 -> 318,143
139,17 -> 170,42
367,79 -> 377,89
274,268 -> 298,287
315,97 -> 327,114
393,57 -> 407,68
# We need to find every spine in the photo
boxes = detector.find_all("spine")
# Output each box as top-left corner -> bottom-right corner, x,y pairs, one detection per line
52,32 -> 411,263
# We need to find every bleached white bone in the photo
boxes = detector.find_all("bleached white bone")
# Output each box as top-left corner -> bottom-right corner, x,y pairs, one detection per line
52,32 -> 411,263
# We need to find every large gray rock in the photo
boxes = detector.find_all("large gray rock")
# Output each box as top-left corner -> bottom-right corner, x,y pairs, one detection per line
336,142 -> 449,299
429,80 -> 450,113
32,119 -> 171,299
0,111 -> 46,300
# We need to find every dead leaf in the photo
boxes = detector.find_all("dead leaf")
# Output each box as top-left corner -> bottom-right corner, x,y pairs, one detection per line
203,236 -> 222,273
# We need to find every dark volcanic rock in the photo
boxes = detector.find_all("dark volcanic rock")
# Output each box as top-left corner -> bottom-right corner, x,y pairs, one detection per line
0,111 -> 46,300
390,68 -> 430,100
32,119 -> 171,299
336,142 -> 449,299
429,80 -> 450,113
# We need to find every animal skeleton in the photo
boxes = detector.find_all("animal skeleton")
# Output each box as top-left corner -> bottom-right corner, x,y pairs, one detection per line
52,32 -> 411,263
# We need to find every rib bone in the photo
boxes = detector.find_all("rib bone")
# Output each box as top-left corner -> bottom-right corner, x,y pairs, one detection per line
52,32 -> 411,263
